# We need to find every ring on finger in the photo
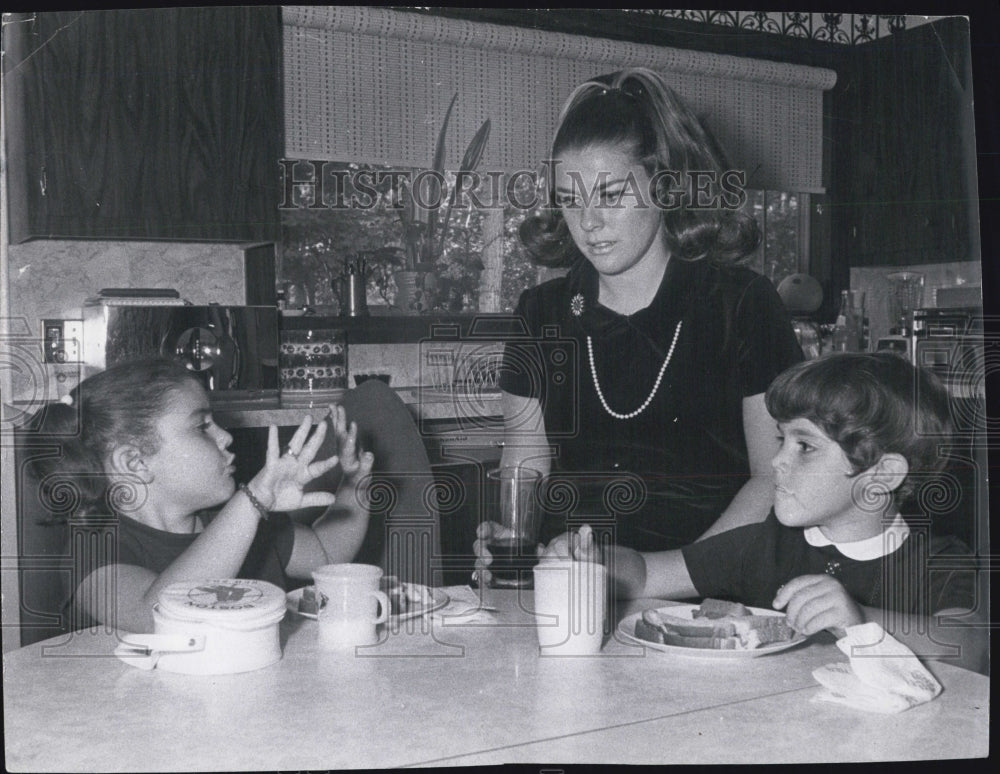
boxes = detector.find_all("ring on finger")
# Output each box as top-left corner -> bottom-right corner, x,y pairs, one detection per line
283,444 -> 299,459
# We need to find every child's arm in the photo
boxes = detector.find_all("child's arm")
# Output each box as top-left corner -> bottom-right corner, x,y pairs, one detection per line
773,575 -> 989,673
284,406 -> 376,577
541,526 -> 699,600
76,416 -> 340,632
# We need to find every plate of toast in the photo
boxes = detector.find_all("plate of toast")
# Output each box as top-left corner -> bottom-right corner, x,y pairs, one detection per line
286,578 -> 449,623
617,598 -> 806,659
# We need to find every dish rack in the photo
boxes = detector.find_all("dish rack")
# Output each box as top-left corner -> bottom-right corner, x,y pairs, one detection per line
425,349 -> 502,394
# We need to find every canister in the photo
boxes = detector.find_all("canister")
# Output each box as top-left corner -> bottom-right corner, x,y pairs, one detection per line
151,579 -> 286,675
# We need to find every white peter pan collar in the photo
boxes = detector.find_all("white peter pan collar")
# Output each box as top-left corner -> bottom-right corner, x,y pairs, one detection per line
803,513 -> 910,560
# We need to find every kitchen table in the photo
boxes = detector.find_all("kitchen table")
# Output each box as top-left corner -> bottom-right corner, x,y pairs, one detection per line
2,590 -> 988,770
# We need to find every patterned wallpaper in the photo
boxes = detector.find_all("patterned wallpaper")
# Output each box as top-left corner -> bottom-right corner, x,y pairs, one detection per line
625,11 -> 940,44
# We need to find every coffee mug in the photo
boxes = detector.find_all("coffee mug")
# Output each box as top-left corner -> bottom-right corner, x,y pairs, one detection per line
532,559 -> 607,656
311,564 -> 390,650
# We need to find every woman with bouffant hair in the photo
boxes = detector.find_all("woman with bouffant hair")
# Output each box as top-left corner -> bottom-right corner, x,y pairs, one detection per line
521,67 -> 761,269
476,68 -> 802,585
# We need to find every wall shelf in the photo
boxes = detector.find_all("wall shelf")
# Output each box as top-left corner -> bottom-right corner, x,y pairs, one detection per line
280,313 -> 526,344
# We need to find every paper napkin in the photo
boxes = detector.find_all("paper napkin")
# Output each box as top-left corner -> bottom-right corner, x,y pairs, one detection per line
811,622 -> 942,713
430,585 -> 498,624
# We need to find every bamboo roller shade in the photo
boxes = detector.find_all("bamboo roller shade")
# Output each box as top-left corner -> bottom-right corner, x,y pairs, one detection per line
283,6 -> 837,193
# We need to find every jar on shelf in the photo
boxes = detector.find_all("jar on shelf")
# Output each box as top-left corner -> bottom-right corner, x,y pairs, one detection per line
279,328 -> 347,406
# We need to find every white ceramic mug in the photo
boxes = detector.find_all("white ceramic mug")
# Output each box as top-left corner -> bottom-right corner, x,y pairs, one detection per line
532,559 -> 607,656
311,564 -> 390,650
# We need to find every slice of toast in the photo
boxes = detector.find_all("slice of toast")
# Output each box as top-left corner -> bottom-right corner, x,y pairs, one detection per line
634,616 -> 737,649
635,606 -> 795,650
692,598 -> 751,620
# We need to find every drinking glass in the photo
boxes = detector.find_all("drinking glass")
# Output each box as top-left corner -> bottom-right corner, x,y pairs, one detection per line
486,467 -> 542,589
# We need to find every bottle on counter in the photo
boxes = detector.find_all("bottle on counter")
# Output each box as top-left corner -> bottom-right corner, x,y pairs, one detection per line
832,290 -> 863,352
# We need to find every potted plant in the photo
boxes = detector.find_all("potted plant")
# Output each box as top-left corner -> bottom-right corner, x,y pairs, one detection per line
393,93 -> 491,312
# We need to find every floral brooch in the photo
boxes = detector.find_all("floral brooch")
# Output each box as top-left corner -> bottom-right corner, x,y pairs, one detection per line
570,293 -> 585,316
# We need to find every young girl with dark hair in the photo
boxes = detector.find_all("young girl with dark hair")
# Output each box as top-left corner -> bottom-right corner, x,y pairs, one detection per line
29,357 -> 374,633
477,68 -> 802,583
543,353 -> 986,673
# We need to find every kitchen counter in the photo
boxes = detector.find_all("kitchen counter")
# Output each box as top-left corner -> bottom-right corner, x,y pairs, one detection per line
212,386 -> 503,428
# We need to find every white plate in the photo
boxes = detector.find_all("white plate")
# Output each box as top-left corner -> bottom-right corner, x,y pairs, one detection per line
286,584 -> 449,623
617,603 -> 806,659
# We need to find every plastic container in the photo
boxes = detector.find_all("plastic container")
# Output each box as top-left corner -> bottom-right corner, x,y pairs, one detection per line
116,579 -> 286,675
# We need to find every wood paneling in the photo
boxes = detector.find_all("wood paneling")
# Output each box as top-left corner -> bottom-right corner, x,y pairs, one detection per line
831,18 -> 976,268
8,8 -> 282,242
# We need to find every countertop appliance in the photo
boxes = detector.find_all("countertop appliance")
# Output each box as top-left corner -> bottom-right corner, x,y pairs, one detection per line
82,300 -> 279,405
912,307 -> 984,396
877,306 -> 984,398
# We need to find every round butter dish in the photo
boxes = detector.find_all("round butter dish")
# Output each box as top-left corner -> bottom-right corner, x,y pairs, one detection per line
151,579 -> 286,675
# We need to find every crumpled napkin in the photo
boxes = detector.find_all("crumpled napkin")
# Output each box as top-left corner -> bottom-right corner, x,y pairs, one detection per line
430,585 -> 498,624
812,622 -> 942,713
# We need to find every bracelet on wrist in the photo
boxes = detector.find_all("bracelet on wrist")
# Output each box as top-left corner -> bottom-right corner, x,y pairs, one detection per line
238,483 -> 270,521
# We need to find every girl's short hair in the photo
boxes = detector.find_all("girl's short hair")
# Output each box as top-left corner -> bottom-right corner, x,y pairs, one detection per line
765,352 -> 953,500
27,357 -> 203,516
520,67 -> 760,268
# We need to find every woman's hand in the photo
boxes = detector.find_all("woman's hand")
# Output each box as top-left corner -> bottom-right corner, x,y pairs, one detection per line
472,521 -> 550,588
539,524 -> 599,563
772,574 -> 865,638
472,521 -> 503,587
250,416 -> 342,513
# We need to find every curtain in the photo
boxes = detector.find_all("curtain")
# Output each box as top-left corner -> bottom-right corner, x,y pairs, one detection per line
283,6 -> 837,192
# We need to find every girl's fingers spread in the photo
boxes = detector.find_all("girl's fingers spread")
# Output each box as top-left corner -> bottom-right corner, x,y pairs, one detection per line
309,455 -> 341,478
266,425 -> 280,462
340,430 -> 358,463
300,417 -> 328,460
289,415 -> 313,450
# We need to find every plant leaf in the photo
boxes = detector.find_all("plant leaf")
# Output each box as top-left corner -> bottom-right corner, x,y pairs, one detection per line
432,93 -> 458,176
437,118 -> 492,258
458,119 -> 491,174
425,93 -> 457,259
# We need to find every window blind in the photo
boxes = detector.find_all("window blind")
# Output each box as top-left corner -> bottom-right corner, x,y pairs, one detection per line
283,6 -> 837,192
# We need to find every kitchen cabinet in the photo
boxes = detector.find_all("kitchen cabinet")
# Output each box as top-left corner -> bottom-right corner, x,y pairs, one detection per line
831,18 -> 977,267
5,7 -> 282,242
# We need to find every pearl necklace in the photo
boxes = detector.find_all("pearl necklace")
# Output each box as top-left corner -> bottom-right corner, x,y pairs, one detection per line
587,320 -> 682,420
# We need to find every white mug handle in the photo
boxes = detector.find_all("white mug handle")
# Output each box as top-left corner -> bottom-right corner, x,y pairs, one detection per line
372,590 -> 391,624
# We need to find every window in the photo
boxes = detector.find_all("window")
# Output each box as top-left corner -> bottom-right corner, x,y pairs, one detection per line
279,163 -> 808,314
740,190 -> 809,286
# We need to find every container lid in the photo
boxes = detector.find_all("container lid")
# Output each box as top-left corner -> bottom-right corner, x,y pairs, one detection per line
157,579 -> 286,629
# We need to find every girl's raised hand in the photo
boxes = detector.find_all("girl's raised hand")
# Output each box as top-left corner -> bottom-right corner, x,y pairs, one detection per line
327,405 -> 371,481
252,416 -> 342,513
327,403 -> 375,508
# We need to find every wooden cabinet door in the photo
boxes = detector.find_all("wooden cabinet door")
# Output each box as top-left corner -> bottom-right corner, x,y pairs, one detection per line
6,8 -> 282,242
832,18 -> 975,267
